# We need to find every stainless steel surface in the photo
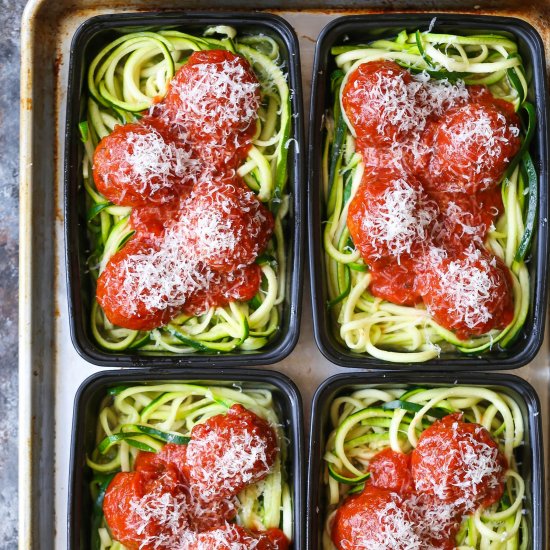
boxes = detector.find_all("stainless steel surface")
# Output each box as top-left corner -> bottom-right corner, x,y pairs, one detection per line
19,1 -> 550,549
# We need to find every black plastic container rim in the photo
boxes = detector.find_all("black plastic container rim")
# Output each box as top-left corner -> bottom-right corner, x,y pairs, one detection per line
308,13 -> 550,370
68,367 -> 305,550
307,371 -> 545,550
64,11 -> 305,367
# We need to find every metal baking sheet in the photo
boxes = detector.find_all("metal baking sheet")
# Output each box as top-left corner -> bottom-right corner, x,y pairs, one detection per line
19,1 -> 550,548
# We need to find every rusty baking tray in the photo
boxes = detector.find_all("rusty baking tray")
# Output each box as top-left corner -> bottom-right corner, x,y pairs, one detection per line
19,1 -> 550,549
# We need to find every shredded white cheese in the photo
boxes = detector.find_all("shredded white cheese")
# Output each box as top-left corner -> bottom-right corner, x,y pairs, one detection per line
185,423 -> 273,502
346,67 -> 469,147
419,245 -> 502,329
359,177 -> 438,263
413,417 -> 505,512
163,56 -> 260,141
336,489 -> 477,550
428,102 -> 520,191
120,129 -> 195,196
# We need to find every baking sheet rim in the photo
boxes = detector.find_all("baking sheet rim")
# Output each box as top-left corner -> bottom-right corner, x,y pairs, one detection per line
17,2 -> 550,549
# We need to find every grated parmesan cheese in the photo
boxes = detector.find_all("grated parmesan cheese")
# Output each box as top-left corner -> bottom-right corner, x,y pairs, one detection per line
419,245 -> 501,330
162,55 -> 260,143
426,102 -> 521,192
405,494 -> 460,546
129,486 -> 244,549
346,65 -> 469,149
413,414 -> 506,513
430,198 -> 483,248
185,422 -> 273,502
340,492 -> 431,550
119,128 -> 196,197
360,176 -> 438,263
188,523 -> 270,550
185,179 -> 272,271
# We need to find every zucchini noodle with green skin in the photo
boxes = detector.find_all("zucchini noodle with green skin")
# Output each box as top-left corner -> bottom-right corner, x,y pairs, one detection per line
88,383 -> 292,549
80,26 -> 292,354
323,29 -> 537,362
323,385 -> 527,549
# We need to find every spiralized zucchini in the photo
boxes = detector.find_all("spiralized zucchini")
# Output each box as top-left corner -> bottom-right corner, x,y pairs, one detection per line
323,29 -> 537,362
323,385 -> 527,549
88,383 -> 292,549
80,26 -> 292,353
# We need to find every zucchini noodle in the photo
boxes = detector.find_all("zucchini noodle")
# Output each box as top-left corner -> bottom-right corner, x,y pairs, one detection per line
80,26 -> 292,353
323,29 -> 537,362
88,383 -> 292,549
322,385 -> 527,549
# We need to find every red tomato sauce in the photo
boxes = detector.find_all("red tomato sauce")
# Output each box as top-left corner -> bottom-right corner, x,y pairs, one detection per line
342,60 -> 413,148
93,116 -> 192,207
93,49 -> 273,331
369,258 -> 422,306
414,246 -> 514,340
190,525 -> 288,550
103,405 -> 288,549
182,404 -> 278,501
411,413 -> 508,512
332,414 -> 506,549
367,448 -> 414,494
342,60 -> 518,340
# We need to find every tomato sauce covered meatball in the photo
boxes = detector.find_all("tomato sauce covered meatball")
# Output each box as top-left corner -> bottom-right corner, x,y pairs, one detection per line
93,117 -> 195,206
161,49 -> 260,166
188,525 -> 289,550
103,467 -> 185,550
347,169 -> 437,267
332,486 -> 455,550
368,448 -> 414,494
182,404 -> 278,502
184,177 -> 274,272
411,413 -> 508,513
414,245 -> 514,340
419,100 -> 520,194
342,60 -> 414,148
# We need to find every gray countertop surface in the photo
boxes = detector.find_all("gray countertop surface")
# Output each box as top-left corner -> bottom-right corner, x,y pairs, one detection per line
1,0 -> 24,546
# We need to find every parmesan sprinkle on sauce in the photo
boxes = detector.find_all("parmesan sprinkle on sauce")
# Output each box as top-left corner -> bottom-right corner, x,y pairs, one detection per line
423,246 -> 500,329
361,177 -> 438,263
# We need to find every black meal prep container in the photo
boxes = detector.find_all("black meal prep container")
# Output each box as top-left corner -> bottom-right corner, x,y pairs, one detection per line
307,372 -> 545,550
64,12 -> 305,367
308,14 -> 550,370
68,368 -> 305,549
